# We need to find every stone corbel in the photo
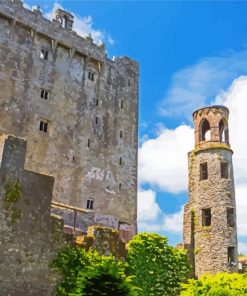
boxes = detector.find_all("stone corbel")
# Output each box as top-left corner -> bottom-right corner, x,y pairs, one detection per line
69,48 -> 75,59
9,18 -> 16,39
51,39 -> 58,53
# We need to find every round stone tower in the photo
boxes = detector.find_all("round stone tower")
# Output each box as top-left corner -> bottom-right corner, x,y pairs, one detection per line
183,105 -> 238,278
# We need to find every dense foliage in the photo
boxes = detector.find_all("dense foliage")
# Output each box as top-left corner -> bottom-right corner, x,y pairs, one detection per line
180,272 -> 247,296
127,232 -> 190,296
51,246 -> 140,296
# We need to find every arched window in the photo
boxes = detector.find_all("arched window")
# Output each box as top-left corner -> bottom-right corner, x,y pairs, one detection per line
200,119 -> 211,141
219,119 -> 229,143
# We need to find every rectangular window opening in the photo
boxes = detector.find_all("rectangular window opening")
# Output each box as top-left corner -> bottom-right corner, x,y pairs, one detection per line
96,99 -> 99,106
40,89 -> 49,100
86,199 -> 94,210
227,208 -> 234,227
120,100 -> 124,109
202,208 -> 211,227
87,139 -> 90,148
39,120 -> 48,133
95,117 -> 99,125
228,247 -> 235,265
200,163 -> 208,180
221,162 -> 229,179
119,157 -> 122,165
40,48 -> 49,60
119,183 -> 122,191
88,71 -> 95,81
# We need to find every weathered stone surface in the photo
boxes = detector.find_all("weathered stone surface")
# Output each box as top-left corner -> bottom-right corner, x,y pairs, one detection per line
0,135 -> 65,295
75,225 -> 127,260
183,106 -> 238,278
0,0 -> 138,235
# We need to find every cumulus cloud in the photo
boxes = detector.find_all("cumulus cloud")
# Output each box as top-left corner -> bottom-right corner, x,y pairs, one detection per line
138,125 -> 194,193
44,2 -> 114,45
159,50 -> 247,119
163,208 -> 184,233
138,189 -> 161,222
137,188 -> 183,234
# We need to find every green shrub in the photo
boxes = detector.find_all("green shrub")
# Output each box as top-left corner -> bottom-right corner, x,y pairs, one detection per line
180,272 -> 247,296
127,232 -> 190,296
51,246 -> 140,296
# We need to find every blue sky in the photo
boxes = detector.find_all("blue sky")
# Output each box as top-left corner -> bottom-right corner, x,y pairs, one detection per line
24,0 -> 247,251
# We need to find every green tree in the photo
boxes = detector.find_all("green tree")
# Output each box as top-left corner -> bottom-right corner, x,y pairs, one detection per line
180,272 -> 247,296
51,246 -> 140,296
127,232 -> 190,296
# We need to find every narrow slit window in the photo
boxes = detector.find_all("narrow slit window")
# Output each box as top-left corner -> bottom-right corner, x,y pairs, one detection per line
120,130 -> 123,138
128,79 -> 131,86
202,208 -> 211,227
86,199 -> 94,210
88,71 -> 95,81
40,89 -> 49,100
221,162 -> 229,179
39,120 -> 48,133
95,99 -> 99,106
200,163 -> 208,180
87,139 -> 90,148
119,183 -> 122,191
228,247 -> 235,265
119,157 -> 122,165
227,208 -> 234,227
95,117 -> 99,125
120,100 -> 124,109
40,48 -> 49,60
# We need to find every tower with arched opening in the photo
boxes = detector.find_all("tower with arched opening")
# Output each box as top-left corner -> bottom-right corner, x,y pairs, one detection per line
183,105 -> 238,278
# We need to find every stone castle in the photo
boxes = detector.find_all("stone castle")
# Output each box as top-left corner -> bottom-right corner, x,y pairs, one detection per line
183,105 -> 238,278
0,0 -> 138,240
0,0 -> 241,294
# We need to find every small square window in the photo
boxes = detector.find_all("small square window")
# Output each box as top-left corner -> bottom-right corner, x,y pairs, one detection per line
40,89 -> 49,100
39,120 -> 48,133
221,162 -> 229,179
40,48 -> 49,60
227,208 -> 234,227
228,247 -> 235,265
202,208 -> 211,227
200,163 -> 208,180
86,199 -> 94,210
88,71 -> 95,81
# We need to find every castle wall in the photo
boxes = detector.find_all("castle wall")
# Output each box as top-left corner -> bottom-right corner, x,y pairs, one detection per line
0,135 -> 65,296
0,0 -> 138,232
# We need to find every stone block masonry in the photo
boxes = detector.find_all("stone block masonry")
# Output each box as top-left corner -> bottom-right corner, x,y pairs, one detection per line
183,106 -> 238,278
0,135 -> 65,295
0,0 -> 139,236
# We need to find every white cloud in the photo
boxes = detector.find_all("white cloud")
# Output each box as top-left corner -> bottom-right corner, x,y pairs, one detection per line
138,124 -> 194,193
138,189 -> 161,222
163,208 -> 183,233
160,50 -> 247,118
238,242 -> 247,255
44,2 -> 113,45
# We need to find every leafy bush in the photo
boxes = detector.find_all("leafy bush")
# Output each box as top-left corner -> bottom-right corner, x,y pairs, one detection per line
180,272 -> 247,296
127,232 -> 190,296
51,246 -> 140,296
